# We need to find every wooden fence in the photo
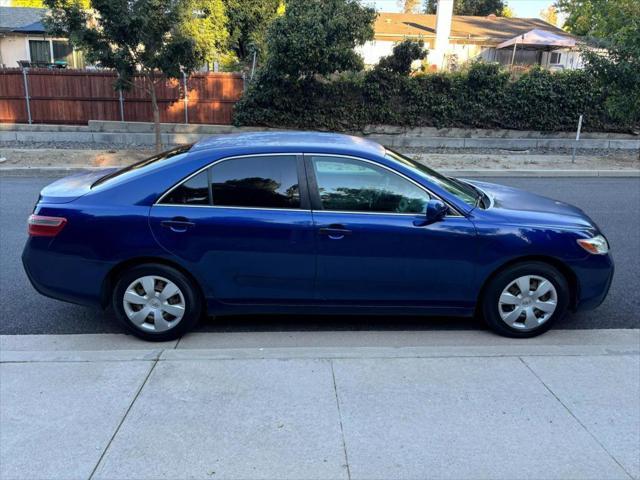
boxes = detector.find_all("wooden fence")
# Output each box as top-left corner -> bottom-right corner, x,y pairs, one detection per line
0,68 -> 244,125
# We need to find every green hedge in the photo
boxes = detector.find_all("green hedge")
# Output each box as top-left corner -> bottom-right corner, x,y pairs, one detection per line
233,63 -> 632,132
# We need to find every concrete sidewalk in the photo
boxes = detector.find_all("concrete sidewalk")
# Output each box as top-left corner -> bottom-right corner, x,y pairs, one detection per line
1,329 -> 639,480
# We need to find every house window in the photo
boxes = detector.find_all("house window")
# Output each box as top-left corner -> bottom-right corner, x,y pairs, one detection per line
29,40 -> 51,64
27,39 -> 85,68
52,41 -> 73,65
550,52 -> 562,64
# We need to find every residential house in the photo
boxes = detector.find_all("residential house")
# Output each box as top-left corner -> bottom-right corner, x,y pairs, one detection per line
0,6 -> 84,68
360,2 -> 582,71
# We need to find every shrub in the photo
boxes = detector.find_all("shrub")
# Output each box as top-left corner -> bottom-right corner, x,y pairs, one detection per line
376,40 -> 428,75
234,62 -> 633,132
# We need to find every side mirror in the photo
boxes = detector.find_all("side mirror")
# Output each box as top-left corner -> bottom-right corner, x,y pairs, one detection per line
425,199 -> 448,223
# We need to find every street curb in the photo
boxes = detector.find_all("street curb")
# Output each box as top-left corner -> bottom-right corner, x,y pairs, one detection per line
1,330 -> 639,362
2,166 -> 640,178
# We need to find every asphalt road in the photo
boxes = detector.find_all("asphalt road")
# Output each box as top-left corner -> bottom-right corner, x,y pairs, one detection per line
1,175 -> 639,335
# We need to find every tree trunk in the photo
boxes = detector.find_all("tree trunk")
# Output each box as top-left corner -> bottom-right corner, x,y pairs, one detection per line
148,74 -> 161,153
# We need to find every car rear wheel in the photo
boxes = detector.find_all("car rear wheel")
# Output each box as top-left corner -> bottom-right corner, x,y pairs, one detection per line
112,264 -> 202,341
481,261 -> 569,338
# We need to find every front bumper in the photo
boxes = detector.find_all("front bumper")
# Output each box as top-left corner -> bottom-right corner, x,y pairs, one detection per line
573,253 -> 615,311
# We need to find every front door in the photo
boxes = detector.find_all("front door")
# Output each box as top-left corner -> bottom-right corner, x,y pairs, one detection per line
307,154 -> 477,308
150,154 -> 316,303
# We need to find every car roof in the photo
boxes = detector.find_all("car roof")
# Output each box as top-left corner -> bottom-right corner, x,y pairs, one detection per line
191,131 -> 386,157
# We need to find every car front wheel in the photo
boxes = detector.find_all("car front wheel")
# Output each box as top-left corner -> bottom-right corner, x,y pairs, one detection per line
482,261 -> 570,338
112,264 -> 202,341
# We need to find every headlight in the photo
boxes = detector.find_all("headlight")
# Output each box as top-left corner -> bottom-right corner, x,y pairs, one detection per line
577,235 -> 609,255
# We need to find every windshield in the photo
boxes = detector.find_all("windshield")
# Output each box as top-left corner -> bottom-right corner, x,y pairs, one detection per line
92,144 -> 193,188
385,149 -> 480,207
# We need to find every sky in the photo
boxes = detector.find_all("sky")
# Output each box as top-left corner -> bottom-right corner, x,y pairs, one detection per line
363,0 -> 555,19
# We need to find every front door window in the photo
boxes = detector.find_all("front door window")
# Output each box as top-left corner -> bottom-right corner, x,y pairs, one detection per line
310,156 -> 429,214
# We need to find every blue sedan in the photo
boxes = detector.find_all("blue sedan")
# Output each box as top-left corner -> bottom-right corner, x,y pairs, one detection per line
22,132 -> 613,341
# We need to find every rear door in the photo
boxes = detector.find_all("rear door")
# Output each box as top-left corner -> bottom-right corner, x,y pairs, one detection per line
149,154 -> 316,303
306,154 -> 478,308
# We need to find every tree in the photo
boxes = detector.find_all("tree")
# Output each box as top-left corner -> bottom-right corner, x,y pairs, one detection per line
44,0 -> 216,152
424,0 -> 506,16
555,0 -> 640,38
234,0 -> 377,127
398,0 -> 421,13
582,20 -> 640,128
500,5 -> 514,17
553,0 -> 639,130
540,5 -> 558,26
223,0 -> 282,64
262,0 -> 376,78
376,40 -> 427,74
177,0 -> 229,69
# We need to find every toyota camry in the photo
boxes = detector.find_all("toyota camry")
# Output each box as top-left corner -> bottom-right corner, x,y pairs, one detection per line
22,132 -> 613,341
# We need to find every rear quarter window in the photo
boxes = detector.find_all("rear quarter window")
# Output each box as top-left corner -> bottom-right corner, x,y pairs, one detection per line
160,171 -> 210,205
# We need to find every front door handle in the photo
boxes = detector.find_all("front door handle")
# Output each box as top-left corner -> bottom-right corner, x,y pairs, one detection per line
160,217 -> 195,233
318,224 -> 352,240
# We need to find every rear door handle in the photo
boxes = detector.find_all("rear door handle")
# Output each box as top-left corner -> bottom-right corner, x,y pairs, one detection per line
318,224 -> 352,240
161,217 -> 195,233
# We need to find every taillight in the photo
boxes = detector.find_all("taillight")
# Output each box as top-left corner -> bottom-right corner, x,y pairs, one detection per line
27,215 -> 67,237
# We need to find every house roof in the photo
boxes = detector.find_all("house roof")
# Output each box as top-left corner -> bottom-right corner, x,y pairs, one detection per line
0,7 -> 47,34
374,12 -> 576,45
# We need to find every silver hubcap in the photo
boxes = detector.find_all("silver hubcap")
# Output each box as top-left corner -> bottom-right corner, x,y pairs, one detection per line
498,275 -> 558,331
123,276 -> 185,333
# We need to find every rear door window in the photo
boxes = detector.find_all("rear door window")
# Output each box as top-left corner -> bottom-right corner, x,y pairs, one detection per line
210,155 -> 300,209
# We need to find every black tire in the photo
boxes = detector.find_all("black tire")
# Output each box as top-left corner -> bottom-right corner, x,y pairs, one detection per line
112,263 -> 202,341
481,261 -> 570,338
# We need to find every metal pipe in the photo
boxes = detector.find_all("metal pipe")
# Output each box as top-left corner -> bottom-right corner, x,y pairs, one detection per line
182,71 -> 189,124
510,40 -> 518,70
572,114 -> 583,163
22,68 -> 32,124
118,88 -> 124,122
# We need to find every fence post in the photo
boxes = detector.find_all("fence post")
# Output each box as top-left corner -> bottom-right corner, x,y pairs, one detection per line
118,88 -> 125,122
242,71 -> 247,92
182,71 -> 189,124
116,72 -> 125,122
22,68 -> 32,124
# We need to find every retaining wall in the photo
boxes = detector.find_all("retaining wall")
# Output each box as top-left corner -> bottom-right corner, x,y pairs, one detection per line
0,121 -> 638,150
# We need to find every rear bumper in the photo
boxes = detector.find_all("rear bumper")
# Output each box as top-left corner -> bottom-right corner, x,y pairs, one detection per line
22,239 -> 111,308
